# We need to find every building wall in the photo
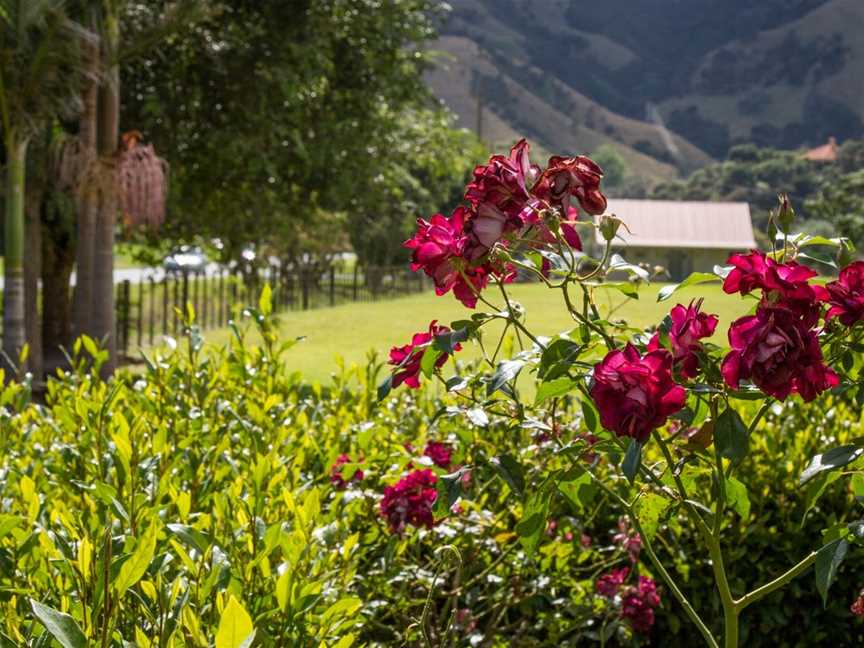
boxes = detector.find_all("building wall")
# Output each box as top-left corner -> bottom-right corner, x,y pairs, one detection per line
615,247 -> 735,281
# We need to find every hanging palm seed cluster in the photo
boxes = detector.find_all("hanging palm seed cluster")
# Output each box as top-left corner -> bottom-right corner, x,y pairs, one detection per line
116,129 -> 168,230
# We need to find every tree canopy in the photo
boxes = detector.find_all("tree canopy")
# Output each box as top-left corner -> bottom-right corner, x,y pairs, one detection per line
122,0 -> 478,267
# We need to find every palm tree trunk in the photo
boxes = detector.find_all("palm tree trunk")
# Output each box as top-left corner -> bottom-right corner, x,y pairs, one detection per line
93,10 -> 120,377
41,216 -> 75,373
3,134 -> 28,378
72,17 -> 99,342
24,191 -> 43,380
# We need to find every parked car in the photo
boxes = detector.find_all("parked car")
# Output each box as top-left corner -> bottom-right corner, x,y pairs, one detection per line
163,245 -> 208,274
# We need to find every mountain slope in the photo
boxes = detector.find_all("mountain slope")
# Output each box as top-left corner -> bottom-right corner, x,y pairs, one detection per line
433,0 -> 864,161
426,36 -> 711,188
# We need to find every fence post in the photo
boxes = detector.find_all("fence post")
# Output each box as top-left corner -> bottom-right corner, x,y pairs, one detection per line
219,270 -> 226,327
329,266 -> 336,306
201,271 -> 209,329
162,277 -> 169,337
121,280 -> 131,358
301,270 -> 309,310
230,274 -> 238,321
136,279 -> 143,348
352,265 -> 359,301
149,277 -> 156,346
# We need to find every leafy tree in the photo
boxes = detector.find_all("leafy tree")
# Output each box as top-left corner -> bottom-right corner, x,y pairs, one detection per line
806,169 -> 864,250
590,144 -> 628,191
652,144 -> 839,231
122,0 -> 463,269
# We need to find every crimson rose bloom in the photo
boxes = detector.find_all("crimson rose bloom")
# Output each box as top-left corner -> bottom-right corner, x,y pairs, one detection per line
379,469 -> 438,534
723,250 -> 827,325
721,307 -> 838,401
330,454 -> 363,490
389,321 -> 460,389
404,207 -> 493,308
826,261 -> 864,326
591,344 -> 686,442
465,138 -> 536,224
533,155 -> 607,216
423,441 -> 452,469
621,577 -> 661,634
648,300 -> 718,378
595,567 -> 630,597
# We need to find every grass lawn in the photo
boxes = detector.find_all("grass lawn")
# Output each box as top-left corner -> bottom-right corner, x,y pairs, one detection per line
189,281 -> 751,384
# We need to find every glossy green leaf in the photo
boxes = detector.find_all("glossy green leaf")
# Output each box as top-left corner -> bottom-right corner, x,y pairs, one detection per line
799,444 -> 864,485
815,538 -> 848,608
714,408 -> 749,464
634,492 -> 668,540
29,600 -> 86,648
114,521 -> 159,598
420,345 -> 443,378
490,454 -> 525,498
622,439 -> 642,484
487,359 -> 525,396
534,376 -> 577,405
725,477 -> 750,520
216,595 -> 256,648
657,272 -> 718,302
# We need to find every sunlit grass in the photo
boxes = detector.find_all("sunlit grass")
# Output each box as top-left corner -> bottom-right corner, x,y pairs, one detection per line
179,281 -> 750,384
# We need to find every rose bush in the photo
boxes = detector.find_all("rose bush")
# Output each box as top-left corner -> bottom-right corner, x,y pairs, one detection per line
381,140 -> 864,647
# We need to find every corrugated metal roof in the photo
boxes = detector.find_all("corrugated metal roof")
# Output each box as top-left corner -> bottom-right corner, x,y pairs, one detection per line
594,199 -> 757,249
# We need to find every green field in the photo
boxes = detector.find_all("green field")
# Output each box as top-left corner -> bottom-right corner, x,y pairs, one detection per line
191,281 -> 751,384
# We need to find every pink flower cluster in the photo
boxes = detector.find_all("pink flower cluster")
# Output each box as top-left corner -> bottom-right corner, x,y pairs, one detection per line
404,140 -> 607,308
388,320 -> 460,389
423,441 -> 452,469
595,567 -> 661,634
330,454 -> 363,490
722,251 -> 838,401
379,469 -> 438,534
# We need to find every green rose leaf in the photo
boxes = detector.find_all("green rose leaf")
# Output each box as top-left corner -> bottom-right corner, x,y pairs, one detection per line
657,272 -> 718,302
799,444 -> 864,485
535,376 -> 578,405
815,537 -> 849,608
634,492 -> 669,541
622,438 -> 642,485
714,408 -> 749,464
487,359 -> 525,396
490,454 -> 525,498
725,477 -> 751,520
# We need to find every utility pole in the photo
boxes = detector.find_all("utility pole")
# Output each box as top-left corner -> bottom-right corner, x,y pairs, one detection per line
475,78 -> 483,145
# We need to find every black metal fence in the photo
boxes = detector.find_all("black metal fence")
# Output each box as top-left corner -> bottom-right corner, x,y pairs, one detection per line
115,265 -> 428,356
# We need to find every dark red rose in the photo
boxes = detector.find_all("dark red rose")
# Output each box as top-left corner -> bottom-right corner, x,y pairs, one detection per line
423,441 -> 452,469
465,138 -> 536,224
330,454 -> 364,489
590,344 -> 686,442
826,261 -> 864,326
533,155 -> 607,216
595,567 -> 630,598
379,469 -> 438,534
388,321 -> 460,389
648,300 -> 718,379
723,250 -> 827,326
722,307 -> 838,401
